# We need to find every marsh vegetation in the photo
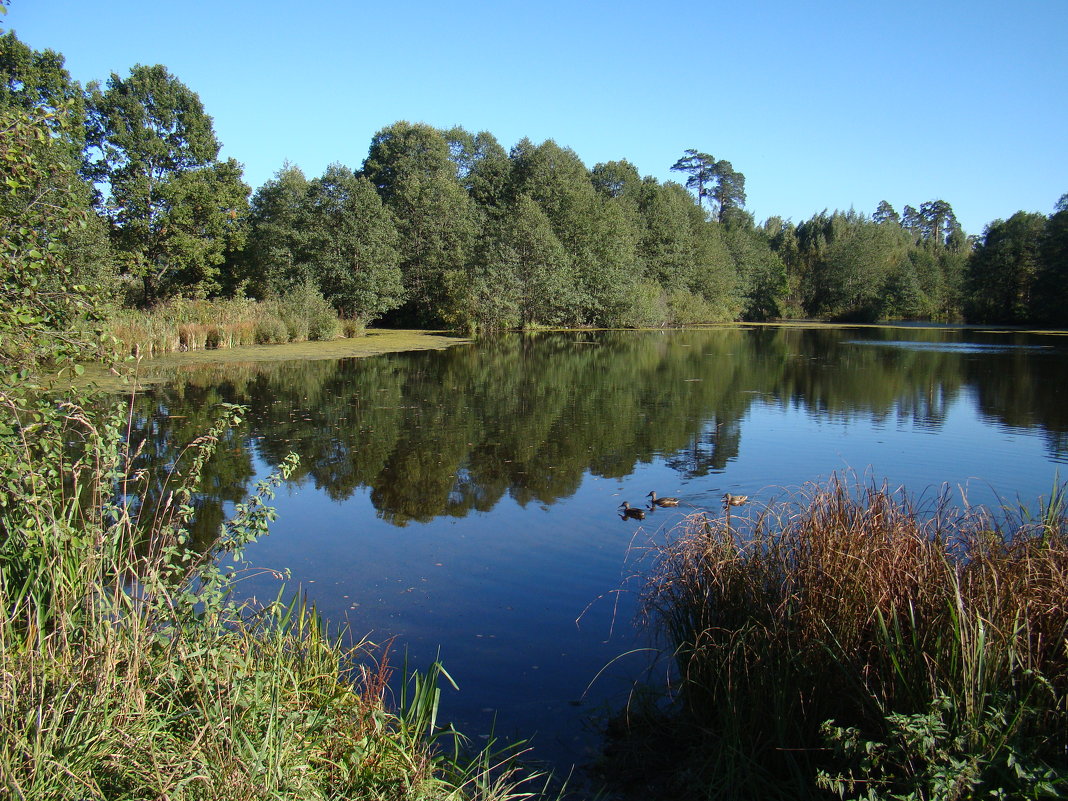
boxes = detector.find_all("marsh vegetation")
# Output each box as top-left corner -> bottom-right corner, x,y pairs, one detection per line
604,477 -> 1068,799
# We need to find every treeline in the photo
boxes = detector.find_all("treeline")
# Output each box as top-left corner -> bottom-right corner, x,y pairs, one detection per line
3,29 -> 1067,342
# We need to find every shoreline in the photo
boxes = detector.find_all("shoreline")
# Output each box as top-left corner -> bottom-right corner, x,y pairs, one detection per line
76,329 -> 471,390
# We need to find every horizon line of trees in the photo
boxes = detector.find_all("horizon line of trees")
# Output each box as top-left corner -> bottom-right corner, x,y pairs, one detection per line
3,27 -> 1067,341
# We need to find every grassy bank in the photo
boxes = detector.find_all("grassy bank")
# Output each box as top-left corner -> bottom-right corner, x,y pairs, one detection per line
605,477 -> 1068,800
0,396 -> 537,800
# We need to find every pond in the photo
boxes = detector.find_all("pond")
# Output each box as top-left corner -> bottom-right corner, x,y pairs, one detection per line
118,325 -> 1068,777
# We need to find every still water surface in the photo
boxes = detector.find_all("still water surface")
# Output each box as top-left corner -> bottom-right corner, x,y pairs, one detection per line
125,325 -> 1068,773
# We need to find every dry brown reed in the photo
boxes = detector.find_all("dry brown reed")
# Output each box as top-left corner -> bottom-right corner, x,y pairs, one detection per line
637,474 -> 1068,797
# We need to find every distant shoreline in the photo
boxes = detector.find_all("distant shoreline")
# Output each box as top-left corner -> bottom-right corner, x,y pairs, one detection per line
74,329 -> 470,391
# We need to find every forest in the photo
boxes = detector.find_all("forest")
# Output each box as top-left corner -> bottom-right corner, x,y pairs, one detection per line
3,27 -> 1068,370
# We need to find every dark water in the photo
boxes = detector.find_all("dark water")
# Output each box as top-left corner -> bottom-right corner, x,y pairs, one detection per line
122,325 -> 1068,775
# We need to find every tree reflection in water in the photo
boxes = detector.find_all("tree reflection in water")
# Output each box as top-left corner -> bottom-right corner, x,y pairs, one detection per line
118,326 -> 1068,546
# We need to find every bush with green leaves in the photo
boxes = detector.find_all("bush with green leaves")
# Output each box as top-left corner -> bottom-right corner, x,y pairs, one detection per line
818,694 -> 1064,800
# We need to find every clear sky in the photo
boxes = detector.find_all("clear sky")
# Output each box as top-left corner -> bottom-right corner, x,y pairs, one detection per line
8,0 -> 1067,235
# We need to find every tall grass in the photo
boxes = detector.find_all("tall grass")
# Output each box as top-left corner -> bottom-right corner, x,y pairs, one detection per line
627,476 -> 1068,800
106,287 -> 354,359
0,394 -> 541,800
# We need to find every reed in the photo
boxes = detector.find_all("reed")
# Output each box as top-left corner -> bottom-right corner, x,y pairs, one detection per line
342,318 -> 368,338
631,476 -> 1068,799
104,291 -> 347,358
0,395 -> 540,801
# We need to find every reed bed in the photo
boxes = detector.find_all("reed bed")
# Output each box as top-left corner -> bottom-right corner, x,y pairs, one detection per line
106,290 -> 353,359
629,476 -> 1068,800
0,396 -> 540,801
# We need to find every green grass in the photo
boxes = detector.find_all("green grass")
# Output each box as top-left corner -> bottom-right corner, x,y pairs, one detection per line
0,394 -> 544,801
608,476 -> 1068,800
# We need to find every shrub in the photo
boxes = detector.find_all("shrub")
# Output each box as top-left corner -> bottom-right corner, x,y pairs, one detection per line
308,308 -> 341,341
665,290 -> 723,325
277,283 -> 339,343
616,281 -> 670,328
342,318 -> 367,338
254,316 -> 289,345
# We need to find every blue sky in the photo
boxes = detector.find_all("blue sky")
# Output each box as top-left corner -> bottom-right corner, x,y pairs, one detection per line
8,0 -> 1067,234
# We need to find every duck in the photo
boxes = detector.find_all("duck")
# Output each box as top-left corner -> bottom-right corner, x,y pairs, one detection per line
618,501 -> 646,520
722,493 -> 748,508
647,491 -> 680,508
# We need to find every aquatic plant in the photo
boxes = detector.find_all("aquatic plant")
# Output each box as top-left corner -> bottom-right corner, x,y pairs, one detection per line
106,291 -> 348,358
620,475 -> 1068,799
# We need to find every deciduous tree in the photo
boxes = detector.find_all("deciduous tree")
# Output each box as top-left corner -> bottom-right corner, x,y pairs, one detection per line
363,121 -> 478,325
243,163 -> 310,296
965,212 -> 1046,323
0,30 -> 85,158
0,104 -> 102,370
1034,199 -> 1068,325
300,164 -> 403,324
86,64 -> 249,303
591,159 -> 641,200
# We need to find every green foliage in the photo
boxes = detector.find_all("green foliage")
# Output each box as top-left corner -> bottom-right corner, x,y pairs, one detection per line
690,214 -> 741,316
0,30 -> 86,158
0,102 -> 108,372
364,121 -> 478,326
671,150 -> 747,223
671,149 -> 717,210
268,282 -> 337,342
591,159 -> 641,199
664,288 -> 725,324
965,212 -> 1047,324
772,202 -> 975,323
507,138 -> 639,325
254,314 -> 289,344
13,0 -> 1065,341
710,159 -> 746,223
454,193 -> 576,331
86,64 -> 250,304
1035,205 -> 1068,326
0,393 -> 538,799
635,179 -> 699,291
301,164 -> 404,324
243,162 -> 311,296
725,224 -> 788,321
874,200 -> 901,226
157,157 -> 250,297
818,696 -> 1064,800
616,280 -> 670,327
442,127 -> 508,189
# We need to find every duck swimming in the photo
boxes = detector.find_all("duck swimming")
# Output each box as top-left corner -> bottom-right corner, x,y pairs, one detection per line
647,491 -> 680,508
618,501 -> 646,520
722,493 -> 748,508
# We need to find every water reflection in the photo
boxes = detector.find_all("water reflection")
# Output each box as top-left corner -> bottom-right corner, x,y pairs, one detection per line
107,325 -> 1068,776
119,327 -> 1068,547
